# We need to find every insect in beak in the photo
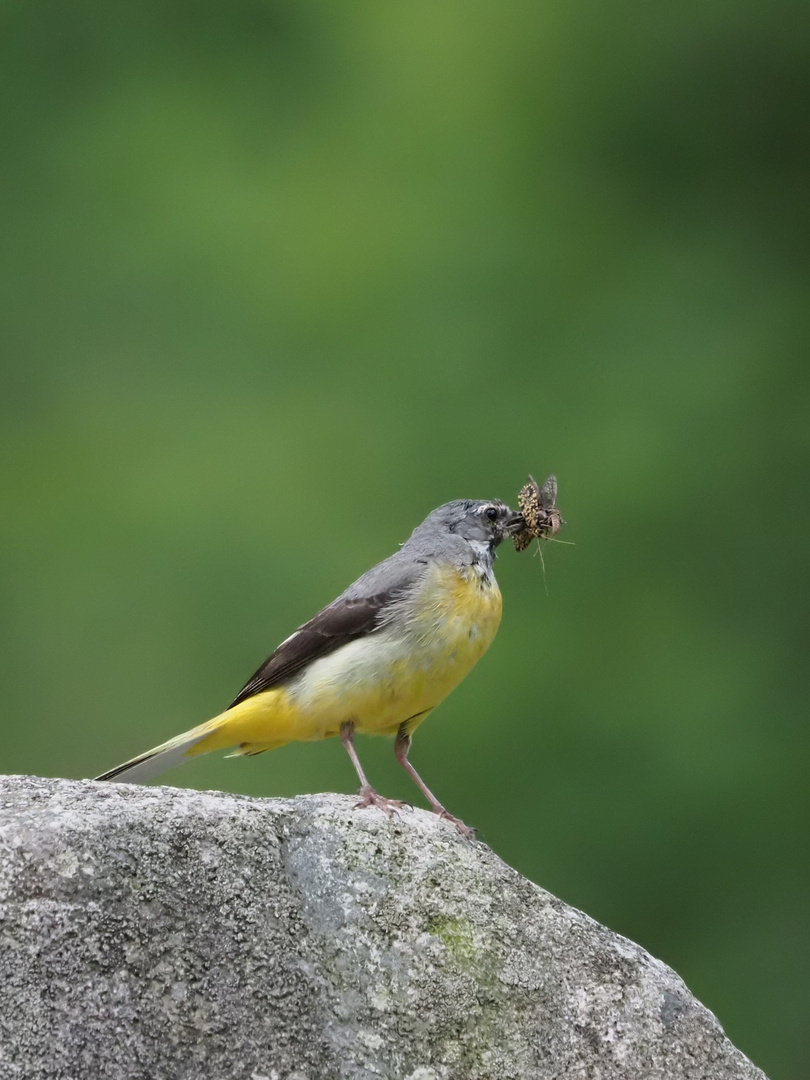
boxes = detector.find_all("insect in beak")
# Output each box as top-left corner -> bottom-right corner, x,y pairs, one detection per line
512,474 -> 563,552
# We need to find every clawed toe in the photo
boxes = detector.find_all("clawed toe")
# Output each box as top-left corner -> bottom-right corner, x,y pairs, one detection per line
352,787 -> 475,838
354,786 -> 407,816
433,807 -> 477,840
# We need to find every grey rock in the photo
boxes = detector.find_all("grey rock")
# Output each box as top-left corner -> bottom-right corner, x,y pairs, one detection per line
0,775 -> 766,1080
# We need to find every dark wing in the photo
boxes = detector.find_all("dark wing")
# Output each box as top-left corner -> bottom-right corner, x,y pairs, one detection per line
227,592 -> 393,709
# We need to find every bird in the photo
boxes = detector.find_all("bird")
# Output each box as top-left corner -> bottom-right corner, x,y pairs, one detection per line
95,498 -> 527,837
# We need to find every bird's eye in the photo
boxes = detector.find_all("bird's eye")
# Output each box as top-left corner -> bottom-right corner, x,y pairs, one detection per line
484,506 -> 499,521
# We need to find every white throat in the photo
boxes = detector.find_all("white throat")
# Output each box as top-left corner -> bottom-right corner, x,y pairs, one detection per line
468,538 -> 496,582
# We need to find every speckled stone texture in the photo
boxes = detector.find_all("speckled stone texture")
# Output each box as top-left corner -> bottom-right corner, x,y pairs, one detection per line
0,776 -> 766,1080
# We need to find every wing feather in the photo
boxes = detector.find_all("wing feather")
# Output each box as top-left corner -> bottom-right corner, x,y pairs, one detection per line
227,592 -> 394,709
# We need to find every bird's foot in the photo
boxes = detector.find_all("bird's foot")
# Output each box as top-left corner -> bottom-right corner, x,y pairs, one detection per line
354,786 -> 407,817
432,805 -> 477,840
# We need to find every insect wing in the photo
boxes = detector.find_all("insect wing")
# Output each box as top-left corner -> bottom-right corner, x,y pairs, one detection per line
538,473 -> 557,510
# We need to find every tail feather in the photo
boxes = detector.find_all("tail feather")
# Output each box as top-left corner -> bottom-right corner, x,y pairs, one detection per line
94,689 -> 287,783
225,741 -> 280,759
94,718 -> 223,784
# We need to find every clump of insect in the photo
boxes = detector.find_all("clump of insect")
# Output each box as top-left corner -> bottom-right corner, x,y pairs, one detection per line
512,474 -> 563,552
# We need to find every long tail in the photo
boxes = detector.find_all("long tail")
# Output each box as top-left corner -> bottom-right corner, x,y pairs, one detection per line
94,688 -> 291,784
94,714 -> 229,784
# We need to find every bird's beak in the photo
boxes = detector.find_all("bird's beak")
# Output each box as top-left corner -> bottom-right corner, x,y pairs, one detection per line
502,509 -> 526,536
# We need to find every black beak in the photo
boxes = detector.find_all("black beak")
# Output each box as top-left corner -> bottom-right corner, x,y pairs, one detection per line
502,509 -> 526,536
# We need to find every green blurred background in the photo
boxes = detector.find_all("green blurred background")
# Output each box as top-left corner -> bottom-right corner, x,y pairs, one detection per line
2,2 -> 808,1075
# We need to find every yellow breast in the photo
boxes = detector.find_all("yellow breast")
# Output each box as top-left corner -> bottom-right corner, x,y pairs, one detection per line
407,559 -> 503,667
339,558 -> 503,737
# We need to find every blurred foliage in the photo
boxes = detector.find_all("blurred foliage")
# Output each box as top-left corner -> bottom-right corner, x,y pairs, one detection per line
1,2 -> 808,1076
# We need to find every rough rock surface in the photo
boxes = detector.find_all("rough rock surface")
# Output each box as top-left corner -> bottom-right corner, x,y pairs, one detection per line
0,775 -> 766,1080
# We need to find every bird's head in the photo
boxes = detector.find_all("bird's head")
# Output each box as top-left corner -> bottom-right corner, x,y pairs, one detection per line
412,499 -> 526,550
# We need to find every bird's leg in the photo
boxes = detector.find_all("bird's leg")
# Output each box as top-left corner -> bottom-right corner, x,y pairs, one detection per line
340,721 -> 405,816
394,727 -> 476,839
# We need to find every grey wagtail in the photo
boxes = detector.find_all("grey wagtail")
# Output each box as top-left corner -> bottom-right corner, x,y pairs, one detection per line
95,498 -> 532,837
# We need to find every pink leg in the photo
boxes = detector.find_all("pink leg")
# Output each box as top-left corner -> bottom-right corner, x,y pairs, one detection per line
340,722 -> 405,816
394,728 -> 475,839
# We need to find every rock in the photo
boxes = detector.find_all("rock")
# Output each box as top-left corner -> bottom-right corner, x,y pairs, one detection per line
0,775 -> 766,1080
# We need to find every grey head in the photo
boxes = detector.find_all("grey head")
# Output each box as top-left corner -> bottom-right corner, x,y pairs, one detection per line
336,498 -> 526,607
405,499 -> 525,555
